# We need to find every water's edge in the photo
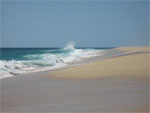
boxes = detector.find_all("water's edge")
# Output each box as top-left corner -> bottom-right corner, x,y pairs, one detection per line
1,47 -> 126,80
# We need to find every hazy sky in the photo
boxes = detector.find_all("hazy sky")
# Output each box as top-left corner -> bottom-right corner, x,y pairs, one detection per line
1,0 -> 149,47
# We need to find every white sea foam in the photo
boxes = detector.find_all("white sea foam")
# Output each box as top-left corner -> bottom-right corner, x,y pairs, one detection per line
0,42 -> 105,79
64,41 -> 75,51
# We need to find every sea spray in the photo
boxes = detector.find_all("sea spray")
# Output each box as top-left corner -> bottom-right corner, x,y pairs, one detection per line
64,41 -> 75,51
0,42 -> 105,79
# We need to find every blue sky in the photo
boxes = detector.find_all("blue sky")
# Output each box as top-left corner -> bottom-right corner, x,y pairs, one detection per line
1,0 -> 149,47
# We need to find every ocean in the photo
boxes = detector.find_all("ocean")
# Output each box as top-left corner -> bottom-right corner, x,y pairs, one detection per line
0,42 -> 112,79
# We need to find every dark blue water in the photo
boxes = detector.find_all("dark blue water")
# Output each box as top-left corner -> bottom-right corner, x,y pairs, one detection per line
0,47 -> 113,61
0,48 -> 59,61
0,46 -> 113,78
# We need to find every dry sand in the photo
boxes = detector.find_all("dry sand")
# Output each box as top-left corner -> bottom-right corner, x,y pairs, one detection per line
1,47 -> 149,112
51,52 -> 149,79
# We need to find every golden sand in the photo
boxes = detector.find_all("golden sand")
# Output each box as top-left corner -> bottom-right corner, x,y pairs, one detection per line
2,47 -> 149,112
116,47 -> 150,53
51,47 -> 149,79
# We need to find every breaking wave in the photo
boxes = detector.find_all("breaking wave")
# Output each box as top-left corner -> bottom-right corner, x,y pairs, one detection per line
0,42 -> 104,79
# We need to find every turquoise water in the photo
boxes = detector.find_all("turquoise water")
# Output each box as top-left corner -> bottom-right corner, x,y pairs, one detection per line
1,48 -> 68,61
0,48 -> 110,61
0,43 -> 112,78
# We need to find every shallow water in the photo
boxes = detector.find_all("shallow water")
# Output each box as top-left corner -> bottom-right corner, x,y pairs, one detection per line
0,42 -> 112,78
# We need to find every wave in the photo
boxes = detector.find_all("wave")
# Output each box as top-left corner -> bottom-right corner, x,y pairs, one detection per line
0,42 -> 105,79
63,41 -> 75,51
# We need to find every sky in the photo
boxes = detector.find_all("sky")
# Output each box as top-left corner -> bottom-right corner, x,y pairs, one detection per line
0,0 -> 149,47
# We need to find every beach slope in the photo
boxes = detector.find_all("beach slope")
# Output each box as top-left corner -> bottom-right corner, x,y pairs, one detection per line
1,47 -> 149,112
51,48 -> 149,79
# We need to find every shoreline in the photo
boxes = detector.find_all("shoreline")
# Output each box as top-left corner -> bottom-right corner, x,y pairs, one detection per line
2,46 -> 149,80
1,47 -> 149,112
0,48 -> 113,79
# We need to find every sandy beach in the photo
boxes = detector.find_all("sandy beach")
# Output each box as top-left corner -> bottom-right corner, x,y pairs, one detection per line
1,47 -> 149,112
51,47 -> 149,79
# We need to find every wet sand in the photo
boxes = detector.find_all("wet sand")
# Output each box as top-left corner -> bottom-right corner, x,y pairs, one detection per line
1,47 -> 149,112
